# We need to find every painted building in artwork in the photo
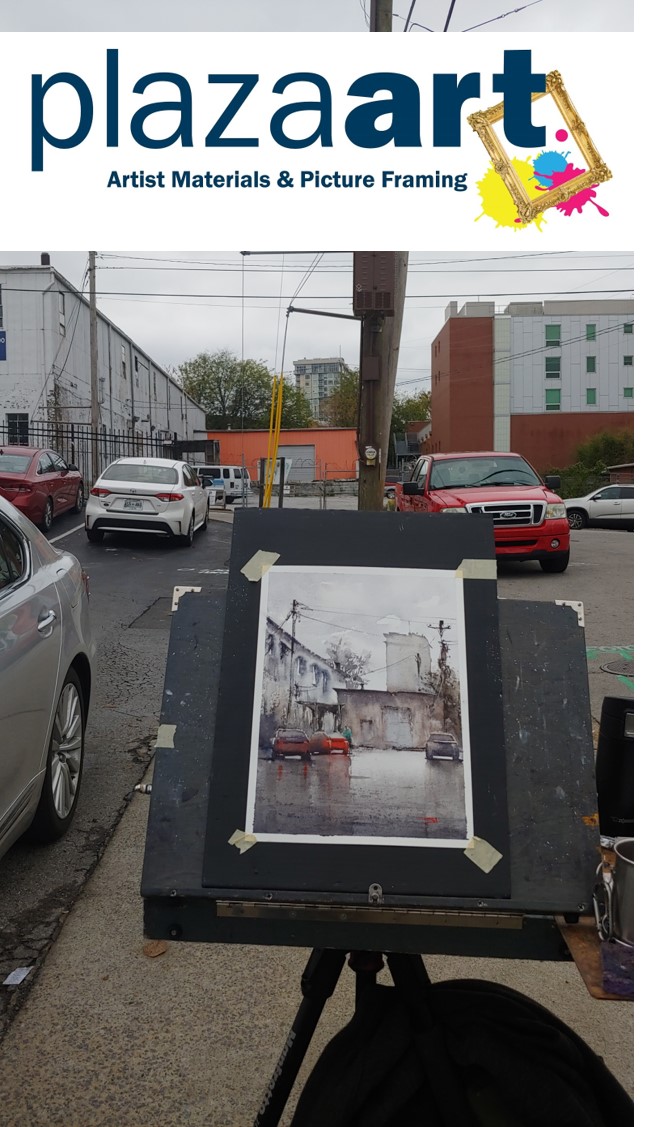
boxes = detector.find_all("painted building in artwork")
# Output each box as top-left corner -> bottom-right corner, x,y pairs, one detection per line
260,618 -> 344,745
336,690 -> 445,751
384,633 -> 433,693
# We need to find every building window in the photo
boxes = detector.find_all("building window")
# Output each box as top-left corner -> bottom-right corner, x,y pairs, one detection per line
586,324 -> 596,341
58,293 -> 66,336
121,345 -> 127,378
624,323 -> 633,334
623,355 -> 633,366
545,356 -> 561,378
586,388 -> 597,405
134,356 -> 140,387
153,373 -> 157,397
5,412 -> 29,443
265,634 -> 275,655
623,387 -> 634,398
545,389 -> 561,411
296,656 -> 307,676
586,356 -> 596,373
545,324 -> 561,346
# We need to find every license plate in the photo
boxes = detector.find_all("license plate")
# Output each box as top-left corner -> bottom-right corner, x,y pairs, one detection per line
123,499 -> 144,511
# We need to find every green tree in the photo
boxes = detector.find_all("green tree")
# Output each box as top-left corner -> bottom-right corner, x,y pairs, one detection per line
574,430 -> 633,469
178,349 -> 313,429
320,367 -> 360,427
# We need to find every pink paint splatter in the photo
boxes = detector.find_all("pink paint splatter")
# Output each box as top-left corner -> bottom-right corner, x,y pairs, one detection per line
535,163 -> 610,218
556,129 -> 569,142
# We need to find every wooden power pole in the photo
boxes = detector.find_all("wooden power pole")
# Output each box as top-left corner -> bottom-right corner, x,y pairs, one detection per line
370,0 -> 393,32
354,253 -> 409,511
89,250 -> 100,482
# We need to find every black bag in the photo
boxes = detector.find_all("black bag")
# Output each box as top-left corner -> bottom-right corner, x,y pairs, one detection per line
290,978 -> 633,1127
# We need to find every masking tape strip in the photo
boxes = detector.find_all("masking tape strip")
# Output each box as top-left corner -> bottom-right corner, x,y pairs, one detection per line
228,829 -> 258,854
455,559 -> 497,581
464,836 -> 503,873
155,724 -> 177,749
241,550 -> 281,582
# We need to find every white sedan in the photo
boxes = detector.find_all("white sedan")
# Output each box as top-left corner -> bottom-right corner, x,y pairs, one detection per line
564,484 -> 634,530
0,496 -> 95,861
85,457 -> 209,546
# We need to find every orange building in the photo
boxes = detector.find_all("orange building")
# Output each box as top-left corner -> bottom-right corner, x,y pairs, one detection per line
205,428 -> 358,481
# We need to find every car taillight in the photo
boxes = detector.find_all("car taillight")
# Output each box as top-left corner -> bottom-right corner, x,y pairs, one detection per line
81,569 -> 91,598
155,492 -> 183,502
90,487 -> 112,497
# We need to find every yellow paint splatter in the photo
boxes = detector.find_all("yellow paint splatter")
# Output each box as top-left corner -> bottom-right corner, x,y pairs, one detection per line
582,813 -> 599,828
476,158 -> 546,230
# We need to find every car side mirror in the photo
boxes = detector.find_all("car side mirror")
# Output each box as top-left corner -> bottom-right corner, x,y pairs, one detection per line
67,463 -> 79,472
544,475 -> 561,491
402,481 -> 423,495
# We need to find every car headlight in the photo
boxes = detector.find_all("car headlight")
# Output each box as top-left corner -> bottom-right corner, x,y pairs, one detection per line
546,503 -> 566,519
441,506 -> 467,514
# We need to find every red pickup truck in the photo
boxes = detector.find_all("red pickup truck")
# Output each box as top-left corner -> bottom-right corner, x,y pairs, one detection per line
395,451 -> 570,573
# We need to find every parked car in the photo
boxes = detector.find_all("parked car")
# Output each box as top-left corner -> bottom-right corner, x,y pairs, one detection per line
425,733 -> 463,762
85,457 -> 209,545
564,485 -> 634,530
0,496 -> 94,861
0,445 -> 85,532
309,730 -> 350,755
395,451 -> 570,573
192,465 -> 253,504
270,728 -> 311,760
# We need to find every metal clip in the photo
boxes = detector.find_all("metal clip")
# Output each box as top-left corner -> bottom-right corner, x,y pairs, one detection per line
368,883 -> 384,905
592,860 -> 614,941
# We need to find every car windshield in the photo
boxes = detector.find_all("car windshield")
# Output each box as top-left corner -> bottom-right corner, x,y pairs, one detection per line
429,456 -> 540,489
101,463 -> 179,484
0,454 -> 32,473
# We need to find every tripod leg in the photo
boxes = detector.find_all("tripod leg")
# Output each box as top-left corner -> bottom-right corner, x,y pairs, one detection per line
254,948 -> 346,1127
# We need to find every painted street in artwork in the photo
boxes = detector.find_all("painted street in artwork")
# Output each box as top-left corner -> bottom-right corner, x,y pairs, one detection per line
249,565 -> 472,844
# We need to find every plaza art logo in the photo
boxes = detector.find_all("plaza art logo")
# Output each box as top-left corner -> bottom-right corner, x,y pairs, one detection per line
469,71 -> 612,229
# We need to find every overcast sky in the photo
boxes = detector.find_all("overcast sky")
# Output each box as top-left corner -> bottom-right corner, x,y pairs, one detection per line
0,0 -> 634,32
0,250 -> 633,393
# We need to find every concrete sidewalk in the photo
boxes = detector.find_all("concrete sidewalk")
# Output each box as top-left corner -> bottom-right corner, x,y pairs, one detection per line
0,762 -> 633,1127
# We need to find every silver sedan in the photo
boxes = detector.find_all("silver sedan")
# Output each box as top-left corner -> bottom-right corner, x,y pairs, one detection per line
0,496 -> 95,861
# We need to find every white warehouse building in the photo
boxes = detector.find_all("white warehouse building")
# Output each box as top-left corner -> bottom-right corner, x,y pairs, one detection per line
0,260 -> 205,445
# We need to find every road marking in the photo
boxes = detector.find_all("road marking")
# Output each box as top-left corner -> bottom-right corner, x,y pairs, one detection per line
49,523 -> 85,543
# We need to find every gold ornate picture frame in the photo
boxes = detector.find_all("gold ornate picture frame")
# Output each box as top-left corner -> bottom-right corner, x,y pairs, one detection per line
468,71 -> 612,224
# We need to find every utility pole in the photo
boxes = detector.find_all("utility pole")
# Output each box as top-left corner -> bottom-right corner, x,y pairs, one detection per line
354,253 -> 409,511
89,251 -> 100,482
370,0 -> 393,32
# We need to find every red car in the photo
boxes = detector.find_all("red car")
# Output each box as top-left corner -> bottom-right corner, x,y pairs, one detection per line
270,728 -> 311,761
0,446 -> 84,532
309,731 -> 350,755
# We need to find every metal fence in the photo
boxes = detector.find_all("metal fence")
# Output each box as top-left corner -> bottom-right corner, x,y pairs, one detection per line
0,422 -> 176,492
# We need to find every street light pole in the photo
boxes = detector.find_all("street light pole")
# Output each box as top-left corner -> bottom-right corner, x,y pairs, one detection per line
89,250 -> 100,483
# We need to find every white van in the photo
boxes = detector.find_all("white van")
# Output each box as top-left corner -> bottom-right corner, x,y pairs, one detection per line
193,465 -> 252,504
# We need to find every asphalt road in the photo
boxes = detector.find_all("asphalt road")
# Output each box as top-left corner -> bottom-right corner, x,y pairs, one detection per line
0,509 -> 633,1038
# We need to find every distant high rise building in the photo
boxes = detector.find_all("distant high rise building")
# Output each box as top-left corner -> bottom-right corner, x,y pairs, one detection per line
293,357 -> 346,421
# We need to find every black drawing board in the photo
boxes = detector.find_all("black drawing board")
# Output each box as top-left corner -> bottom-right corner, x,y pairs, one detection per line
201,511 -> 511,902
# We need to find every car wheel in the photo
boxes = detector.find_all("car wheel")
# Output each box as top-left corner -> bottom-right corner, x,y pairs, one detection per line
73,485 -> 85,513
567,509 -> 587,530
27,668 -> 85,843
179,512 -> 195,547
40,497 -> 54,533
86,527 -> 104,543
540,551 -> 570,574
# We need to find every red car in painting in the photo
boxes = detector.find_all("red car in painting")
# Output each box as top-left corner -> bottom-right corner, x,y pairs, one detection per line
0,446 -> 84,532
309,731 -> 350,755
270,728 -> 311,761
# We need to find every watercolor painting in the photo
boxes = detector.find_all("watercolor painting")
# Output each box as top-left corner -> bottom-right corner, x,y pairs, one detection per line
246,565 -> 473,847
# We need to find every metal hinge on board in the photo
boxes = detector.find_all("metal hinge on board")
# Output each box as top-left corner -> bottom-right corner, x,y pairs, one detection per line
368,883 -> 384,905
